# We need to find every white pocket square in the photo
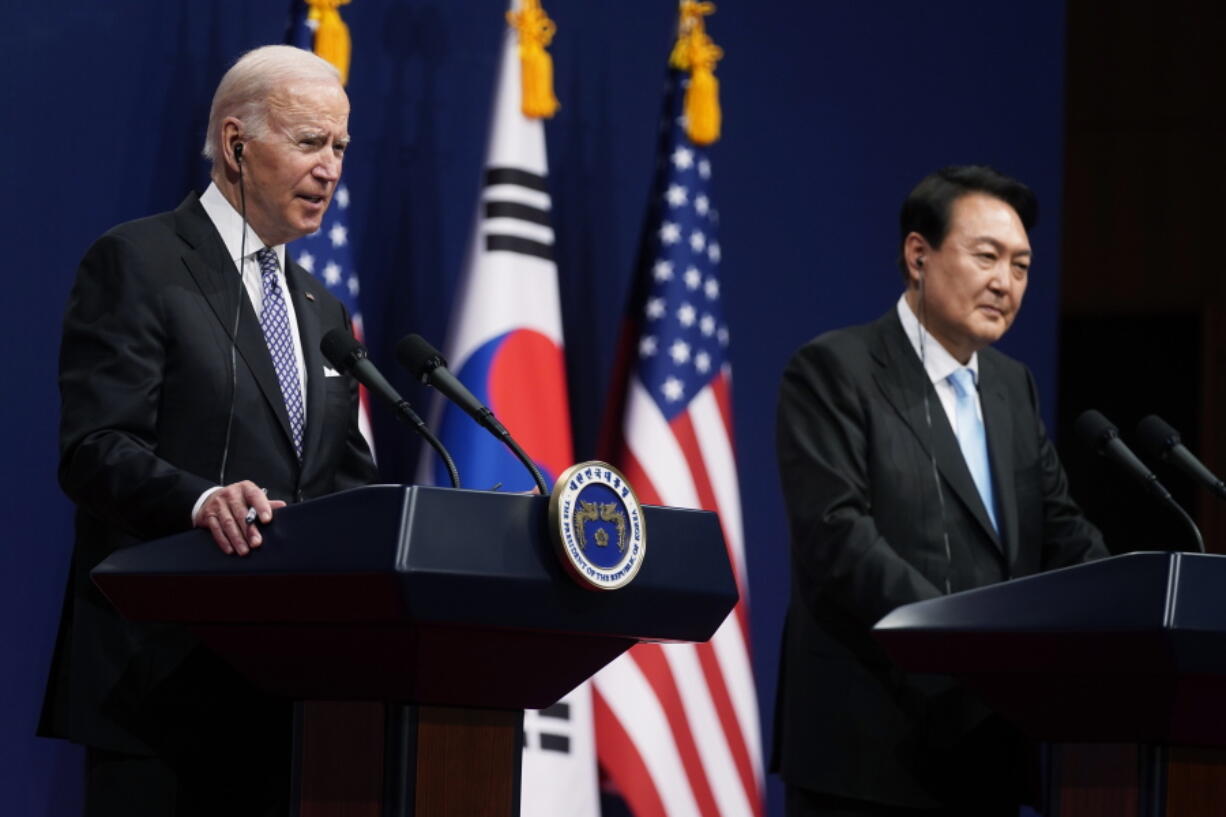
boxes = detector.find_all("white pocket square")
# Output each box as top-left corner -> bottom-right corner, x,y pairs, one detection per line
323,366 -> 342,377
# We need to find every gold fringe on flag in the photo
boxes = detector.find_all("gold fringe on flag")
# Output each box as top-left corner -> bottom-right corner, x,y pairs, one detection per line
507,0 -> 560,118
306,0 -> 352,86
669,1 -> 722,145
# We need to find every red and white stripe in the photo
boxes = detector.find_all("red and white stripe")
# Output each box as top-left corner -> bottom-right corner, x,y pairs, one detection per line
351,315 -> 376,456
594,366 -> 763,817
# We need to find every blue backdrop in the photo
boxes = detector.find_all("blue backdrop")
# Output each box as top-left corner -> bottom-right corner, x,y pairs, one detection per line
0,2 -> 1067,815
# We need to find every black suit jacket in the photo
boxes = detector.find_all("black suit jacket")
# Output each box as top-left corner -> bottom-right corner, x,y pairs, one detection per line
40,193 -> 377,754
771,307 -> 1106,809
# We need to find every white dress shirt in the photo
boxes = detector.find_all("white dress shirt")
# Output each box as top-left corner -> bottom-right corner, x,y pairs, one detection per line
896,294 -> 984,435
191,183 -> 310,522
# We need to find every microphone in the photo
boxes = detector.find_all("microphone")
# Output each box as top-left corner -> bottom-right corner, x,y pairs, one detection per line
1136,414 -> 1226,500
320,329 -> 460,488
1075,409 -> 1203,552
395,333 -> 549,495
1075,410 -> 1171,500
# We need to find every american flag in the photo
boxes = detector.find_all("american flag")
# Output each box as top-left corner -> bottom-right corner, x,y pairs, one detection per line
593,70 -> 763,817
286,2 -> 375,453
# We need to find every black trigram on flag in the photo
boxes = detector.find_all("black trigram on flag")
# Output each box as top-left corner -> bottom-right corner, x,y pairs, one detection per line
523,701 -> 571,753
482,167 -> 554,261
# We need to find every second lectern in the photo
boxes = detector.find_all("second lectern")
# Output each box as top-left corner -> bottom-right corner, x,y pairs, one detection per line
874,551 -> 1226,817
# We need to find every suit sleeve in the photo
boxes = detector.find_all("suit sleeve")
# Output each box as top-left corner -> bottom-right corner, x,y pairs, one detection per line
777,342 -> 943,628
1022,368 -> 1109,568
58,232 -> 215,541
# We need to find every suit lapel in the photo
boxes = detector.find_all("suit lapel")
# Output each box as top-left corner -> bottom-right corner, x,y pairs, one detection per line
870,310 -> 1003,552
285,257 -> 326,481
172,195 -> 297,453
979,356 -> 1019,566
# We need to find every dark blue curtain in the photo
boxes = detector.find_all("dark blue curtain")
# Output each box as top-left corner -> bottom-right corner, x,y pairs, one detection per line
0,3 -> 1067,815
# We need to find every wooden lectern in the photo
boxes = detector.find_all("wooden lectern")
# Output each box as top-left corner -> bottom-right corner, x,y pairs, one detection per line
874,551 -> 1226,817
92,485 -> 738,817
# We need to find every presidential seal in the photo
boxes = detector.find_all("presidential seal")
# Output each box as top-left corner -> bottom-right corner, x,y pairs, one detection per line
549,461 -> 646,591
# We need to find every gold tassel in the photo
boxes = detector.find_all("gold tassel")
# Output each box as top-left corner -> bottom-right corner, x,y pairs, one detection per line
306,0 -> 352,86
669,1 -> 722,145
507,0 -> 560,118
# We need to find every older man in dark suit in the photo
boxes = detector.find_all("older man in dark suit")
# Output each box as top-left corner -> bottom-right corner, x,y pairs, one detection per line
40,45 -> 377,816
772,166 -> 1107,816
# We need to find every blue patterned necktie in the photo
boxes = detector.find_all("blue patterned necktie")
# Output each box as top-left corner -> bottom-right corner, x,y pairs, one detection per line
948,367 -> 997,532
256,248 -> 305,460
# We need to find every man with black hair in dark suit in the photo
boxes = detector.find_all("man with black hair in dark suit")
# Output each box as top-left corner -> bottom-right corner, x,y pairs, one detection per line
772,166 -> 1107,816
40,44 -> 376,816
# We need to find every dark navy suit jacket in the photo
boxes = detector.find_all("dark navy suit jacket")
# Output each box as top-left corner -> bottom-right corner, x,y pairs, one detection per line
771,307 -> 1106,809
40,193 -> 376,753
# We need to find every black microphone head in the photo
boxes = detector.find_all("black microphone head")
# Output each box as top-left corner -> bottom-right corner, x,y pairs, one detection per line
1136,414 -> 1181,461
1075,409 -> 1119,454
396,334 -> 447,382
320,328 -> 367,373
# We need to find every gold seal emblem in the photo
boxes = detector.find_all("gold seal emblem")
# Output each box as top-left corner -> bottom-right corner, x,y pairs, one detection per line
549,461 -> 646,590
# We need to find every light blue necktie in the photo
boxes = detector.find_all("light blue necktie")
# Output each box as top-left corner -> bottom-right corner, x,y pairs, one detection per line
256,248 -> 305,460
948,367 -> 997,532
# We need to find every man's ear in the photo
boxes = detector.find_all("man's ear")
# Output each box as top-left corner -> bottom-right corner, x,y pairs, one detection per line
220,118 -> 244,173
903,232 -> 929,287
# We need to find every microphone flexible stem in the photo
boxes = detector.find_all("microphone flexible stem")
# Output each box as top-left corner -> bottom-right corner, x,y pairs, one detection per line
1164,495 -> 1206,553
487,415 -> 549,495
397,404 -> 461,489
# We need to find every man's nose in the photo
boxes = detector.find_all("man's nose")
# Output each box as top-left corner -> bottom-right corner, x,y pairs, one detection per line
314,152 -> 342,181
988,262 -> 1011,293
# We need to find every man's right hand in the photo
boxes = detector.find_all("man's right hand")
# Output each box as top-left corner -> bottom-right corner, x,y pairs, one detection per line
193,480 -> 287,556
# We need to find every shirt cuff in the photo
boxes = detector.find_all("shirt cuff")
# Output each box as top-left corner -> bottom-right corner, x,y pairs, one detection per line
191,486 -> 223,526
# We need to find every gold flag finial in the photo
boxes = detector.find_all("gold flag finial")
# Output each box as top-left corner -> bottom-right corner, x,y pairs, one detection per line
306,0 -> 352,85
507,0 -> 560,118
669,1 -> 722,145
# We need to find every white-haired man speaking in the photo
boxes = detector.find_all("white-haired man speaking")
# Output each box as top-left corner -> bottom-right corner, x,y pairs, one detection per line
40,45 -> 376,816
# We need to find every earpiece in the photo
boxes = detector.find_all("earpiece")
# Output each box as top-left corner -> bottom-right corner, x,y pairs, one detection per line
916,256 -> 924,269
233,142 -> 244,163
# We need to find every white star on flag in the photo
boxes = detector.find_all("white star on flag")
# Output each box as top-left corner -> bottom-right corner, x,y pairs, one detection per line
671,146 -> 694,169
698,157 -> 711,178
328,223 -> 348,248
666,184 -> 689,207
661,376 -> 685,402
669,338 -> 691,364
323,261 -> 342,286
296,251 -> 315,273
700,314 -> 716,336
704,277 -> 720,299
335,185 -> 350,209
694,350 -> 711,373
718,325 -> 730,346
677,302 -> 696,327
695,194 -> 710,216
684,266 -> 702,290
646,297 -> 666,319
690,230 -> 706,252
660,222 -> 681,244
347,276 -> 359,296
639,336 -> 658,357
653,260 -> 674,281
709,242 -> 722,263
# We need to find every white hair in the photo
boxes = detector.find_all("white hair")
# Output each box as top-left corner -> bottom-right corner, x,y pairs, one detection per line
202,44 -> 341,162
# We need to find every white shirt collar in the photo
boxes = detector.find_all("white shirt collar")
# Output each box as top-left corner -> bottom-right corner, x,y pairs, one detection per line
896,294 -> 979,387
199,182 -> 286,272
